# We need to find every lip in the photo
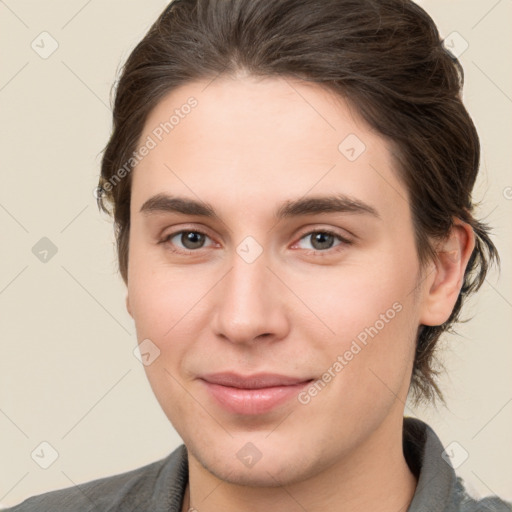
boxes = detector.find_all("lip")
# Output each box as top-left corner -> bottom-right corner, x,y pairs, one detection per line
199,372 -> 313,415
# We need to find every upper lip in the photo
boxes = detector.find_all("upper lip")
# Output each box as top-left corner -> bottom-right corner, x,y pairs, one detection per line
200,372 -> 312,389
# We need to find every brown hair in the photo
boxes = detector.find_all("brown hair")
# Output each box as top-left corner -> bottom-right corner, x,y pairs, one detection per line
98,0 -> 499,403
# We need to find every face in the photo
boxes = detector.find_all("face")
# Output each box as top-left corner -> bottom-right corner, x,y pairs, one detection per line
126,74 -> 427,486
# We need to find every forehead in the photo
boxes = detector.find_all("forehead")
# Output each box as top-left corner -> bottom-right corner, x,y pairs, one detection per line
131,75 -> 408,219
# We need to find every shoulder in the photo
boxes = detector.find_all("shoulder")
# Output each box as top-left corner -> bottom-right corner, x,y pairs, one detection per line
457,490 -> 512,512
404,417 -> 511,512
2,445 -> 188,512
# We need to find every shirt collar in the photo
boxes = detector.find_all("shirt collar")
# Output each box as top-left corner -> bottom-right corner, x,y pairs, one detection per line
404,416 -> 465,511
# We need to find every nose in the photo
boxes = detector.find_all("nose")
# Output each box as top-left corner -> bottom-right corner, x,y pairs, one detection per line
211,248 -> 290,345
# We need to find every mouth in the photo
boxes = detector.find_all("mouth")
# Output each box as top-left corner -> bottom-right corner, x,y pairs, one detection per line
199,372 -> 314,415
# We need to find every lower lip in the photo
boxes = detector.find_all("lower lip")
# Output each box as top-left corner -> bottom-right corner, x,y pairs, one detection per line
201,380 -> 311,415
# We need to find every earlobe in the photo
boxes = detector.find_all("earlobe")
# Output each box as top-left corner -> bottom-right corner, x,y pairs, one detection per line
419,219 -> 475,327
126,295 -> 133,318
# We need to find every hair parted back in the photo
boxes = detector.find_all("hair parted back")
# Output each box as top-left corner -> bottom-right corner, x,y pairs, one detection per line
98,0 -> 499,404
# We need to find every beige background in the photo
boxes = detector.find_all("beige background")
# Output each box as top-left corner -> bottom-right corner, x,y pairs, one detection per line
0,0 -> 511,507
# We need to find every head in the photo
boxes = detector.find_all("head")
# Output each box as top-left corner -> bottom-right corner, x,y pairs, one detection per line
97,0 -> 498,487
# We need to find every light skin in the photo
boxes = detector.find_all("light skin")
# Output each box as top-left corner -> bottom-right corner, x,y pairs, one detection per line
125,73 -> 475,512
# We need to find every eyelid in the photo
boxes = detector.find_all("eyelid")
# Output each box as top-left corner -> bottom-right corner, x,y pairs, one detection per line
292,223 -> 353,243
159,223 -> 214,240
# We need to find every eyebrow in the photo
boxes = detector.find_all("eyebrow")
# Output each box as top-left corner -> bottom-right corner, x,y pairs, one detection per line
139,193 -> 380,220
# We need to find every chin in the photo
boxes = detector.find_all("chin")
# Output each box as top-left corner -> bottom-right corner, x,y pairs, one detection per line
187,436 -> 323,488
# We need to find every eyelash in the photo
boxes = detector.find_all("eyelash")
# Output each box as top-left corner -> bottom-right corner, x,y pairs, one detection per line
158,228 -> 353,256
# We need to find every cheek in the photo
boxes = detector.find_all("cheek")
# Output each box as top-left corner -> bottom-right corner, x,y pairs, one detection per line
128,271 -> 204,351
295,254 -> 416,343
127,247 -> 222,387
126,259 -> 204,416
292,252 -> 419,394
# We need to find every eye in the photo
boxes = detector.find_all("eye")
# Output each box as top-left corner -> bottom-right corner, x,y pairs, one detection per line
294,230 -> 352,253
160,229 -> 215,253
159,228 -> 352,256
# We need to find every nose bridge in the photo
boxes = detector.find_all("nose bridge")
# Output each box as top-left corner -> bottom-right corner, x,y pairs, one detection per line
212,245 -> 287,344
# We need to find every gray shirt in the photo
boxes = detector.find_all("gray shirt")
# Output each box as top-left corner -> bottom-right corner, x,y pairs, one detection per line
4,418 -> 511,511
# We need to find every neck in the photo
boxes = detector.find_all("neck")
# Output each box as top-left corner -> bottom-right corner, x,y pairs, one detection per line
182,415 -> 417,512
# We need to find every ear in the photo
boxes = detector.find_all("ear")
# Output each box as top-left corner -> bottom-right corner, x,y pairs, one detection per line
126,294 -> 133,318
419,219 -> 475,326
